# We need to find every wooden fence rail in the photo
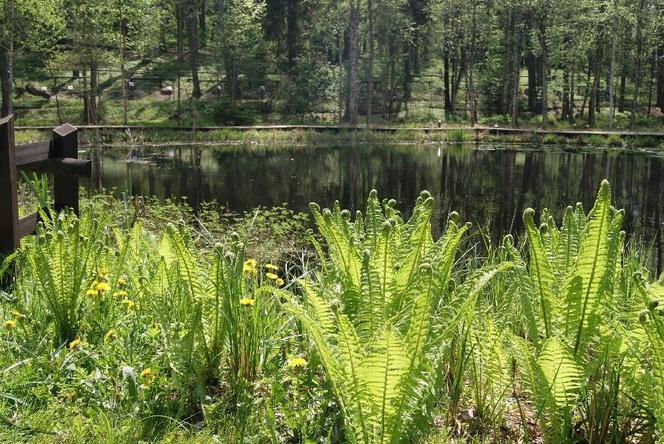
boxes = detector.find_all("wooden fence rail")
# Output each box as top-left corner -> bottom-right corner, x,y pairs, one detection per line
0,114 -> 91,254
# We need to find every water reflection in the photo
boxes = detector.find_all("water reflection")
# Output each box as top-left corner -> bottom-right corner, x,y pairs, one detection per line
83,143 -> 664,273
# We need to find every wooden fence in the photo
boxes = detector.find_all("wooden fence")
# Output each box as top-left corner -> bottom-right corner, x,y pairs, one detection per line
0,114 -> 91,254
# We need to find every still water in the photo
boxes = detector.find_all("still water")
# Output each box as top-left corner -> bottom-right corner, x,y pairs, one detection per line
83,143 -> 664,272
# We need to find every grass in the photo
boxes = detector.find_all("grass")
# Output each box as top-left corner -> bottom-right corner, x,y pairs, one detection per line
0,181 -> 662,442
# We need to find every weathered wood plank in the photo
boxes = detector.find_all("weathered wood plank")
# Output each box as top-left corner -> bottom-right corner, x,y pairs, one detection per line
0,115 -> 19,253
15,140 -> 51,166
17,212 -> 39,239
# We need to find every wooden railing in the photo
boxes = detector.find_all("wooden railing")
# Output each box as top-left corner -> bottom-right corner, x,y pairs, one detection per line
0,114 -> 91,254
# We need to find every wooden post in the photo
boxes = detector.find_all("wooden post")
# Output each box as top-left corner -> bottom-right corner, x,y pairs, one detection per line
0,115 -> 19,253
50,123 -> 80,214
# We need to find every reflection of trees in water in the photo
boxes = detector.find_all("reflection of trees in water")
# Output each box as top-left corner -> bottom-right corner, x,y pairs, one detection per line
88,144 -> 664,272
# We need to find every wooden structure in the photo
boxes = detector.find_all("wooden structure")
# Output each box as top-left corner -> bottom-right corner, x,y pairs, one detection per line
0,114 -> 91,254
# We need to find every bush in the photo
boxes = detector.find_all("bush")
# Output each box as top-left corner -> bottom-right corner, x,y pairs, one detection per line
605,134 -> 624,147
212,98 -> 258,125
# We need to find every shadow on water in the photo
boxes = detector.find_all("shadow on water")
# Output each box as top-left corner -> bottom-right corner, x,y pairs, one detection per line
83,142 -> 664,274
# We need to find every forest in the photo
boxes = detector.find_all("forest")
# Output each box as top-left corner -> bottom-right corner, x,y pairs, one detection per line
1,0 -> 663,128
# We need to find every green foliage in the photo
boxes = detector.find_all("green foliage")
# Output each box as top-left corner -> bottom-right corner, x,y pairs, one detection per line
285,190 -> 471,442
211,98 -> 258,125
2,184 -> 664,442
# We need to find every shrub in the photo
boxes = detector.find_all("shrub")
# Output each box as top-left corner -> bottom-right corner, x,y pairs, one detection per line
212,98 -> 258,125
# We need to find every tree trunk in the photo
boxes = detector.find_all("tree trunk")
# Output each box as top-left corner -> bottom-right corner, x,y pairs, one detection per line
539,13 -> 548,129
121,48 -> 129,125
345,0 -> 359,125
367,0 -> 374,127
187,1 -> 202,99
90,63 -> 99,124
630,0 -> 645,128
177,1 -> 184,59
199,0 -> 206,48
443,50 -> 451,116
526,52 -> 538,113
0,42 -> 12,117
608,5 -> 617,129
562,67 -> 570,120
657,46 -> 664,109
618,69 -> 626,112
588,44 -> 602,126
286,0 -> 298,71
511,8 -> 521,126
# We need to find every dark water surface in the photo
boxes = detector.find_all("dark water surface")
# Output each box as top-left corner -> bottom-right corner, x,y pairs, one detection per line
83,143 -> 664,272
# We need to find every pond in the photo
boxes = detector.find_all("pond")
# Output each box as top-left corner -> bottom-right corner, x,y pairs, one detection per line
83,143 -> 664,273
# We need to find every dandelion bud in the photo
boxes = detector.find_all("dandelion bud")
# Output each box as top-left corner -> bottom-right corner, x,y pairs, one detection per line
329,298 -> 340,313
639,310 -> 648,324
230,232 -> 240,242
649,300 -> 660,310
224,251 -> 234,262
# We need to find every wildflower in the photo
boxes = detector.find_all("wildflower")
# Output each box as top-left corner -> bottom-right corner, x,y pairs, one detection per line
113,290 -> 128,298
239,297 -> 256,307
276,278 -> 285,287
86,289 -> 99,298
104,329 -> 116,342
122,299 -> 135,311
63,391 -> 77,401
265,263 -> 279,271
117,277 -> 127,286
69,338 -> 82,350
286,356 -> 308,369
3,320 -> 16,330
266,272 -> 279,280
243,259 -> 257,274
140,368 -> 155,380
10,310 -> 25,320
95,282 -> 111,292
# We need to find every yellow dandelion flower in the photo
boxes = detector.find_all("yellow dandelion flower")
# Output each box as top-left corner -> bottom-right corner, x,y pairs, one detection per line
140,368 -> 155,379
266,272 -> 279,280
286,356 -> 308,369
239,297 -> 255,307
276,278 -> 285,287
116,277 -> 127,286
243,259 -> 257,274
95,282 -> 111,292
113,290 -> 128,298
265,263 -> 279,271
104,329 -> 116,342
69,338 -> 82,350
3,320 -> 17,330
86,289 -> 99,298
122,299 -> 135,311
